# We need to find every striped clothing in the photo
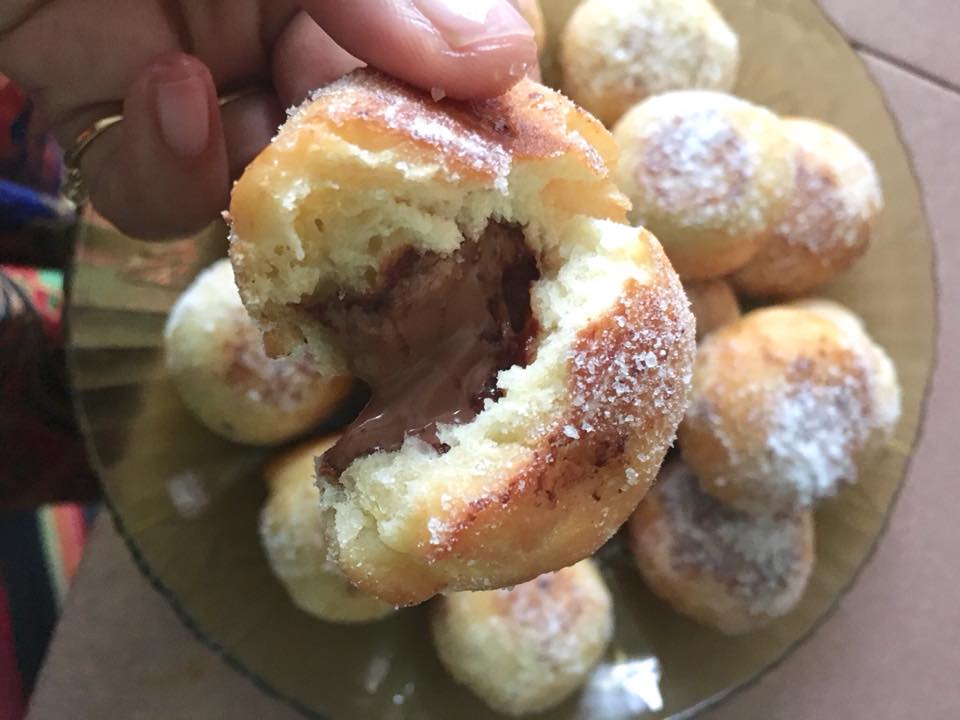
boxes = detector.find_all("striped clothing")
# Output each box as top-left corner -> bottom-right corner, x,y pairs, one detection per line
0,505 -> 96,720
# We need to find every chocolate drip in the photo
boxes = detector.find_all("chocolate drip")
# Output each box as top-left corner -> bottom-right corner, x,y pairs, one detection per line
313,222 -> 539,477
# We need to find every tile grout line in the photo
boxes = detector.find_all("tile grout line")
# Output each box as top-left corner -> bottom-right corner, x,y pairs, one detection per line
852,40 -> 960,97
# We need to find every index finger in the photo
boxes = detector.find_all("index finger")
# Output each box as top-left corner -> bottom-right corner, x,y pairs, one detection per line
299,0 -> 537,99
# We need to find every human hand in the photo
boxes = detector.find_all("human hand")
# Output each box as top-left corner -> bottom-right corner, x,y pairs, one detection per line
0,1 -> 536,239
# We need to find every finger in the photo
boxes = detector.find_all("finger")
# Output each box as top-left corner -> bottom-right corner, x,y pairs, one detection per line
71,53 -> 229,240
272,11 -> 364,108
300,0 -> 537,99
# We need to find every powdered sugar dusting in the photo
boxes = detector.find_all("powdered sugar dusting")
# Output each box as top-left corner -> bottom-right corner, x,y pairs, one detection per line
763,372 -> 869,505
638,107 -> 758,228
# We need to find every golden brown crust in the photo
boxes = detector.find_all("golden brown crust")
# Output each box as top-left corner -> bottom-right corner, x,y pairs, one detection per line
249,68 -> 624,211
337,240 -> 695,605
259,435 -> 396,623
560,0 -> 739,127
164,259 -> 352,446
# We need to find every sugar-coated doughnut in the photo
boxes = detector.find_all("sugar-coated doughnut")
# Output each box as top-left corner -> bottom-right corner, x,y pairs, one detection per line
683,278 -> 741,341
228,70 -> 695,606
561,0 -> 739,127
678,306 -> 899,513
431,559 -> 613,716
629,459 -> 814,634
731,118 -> 883,297
613,91 -> 794,280
163,259 -> 352,445
259,435 -> 395,623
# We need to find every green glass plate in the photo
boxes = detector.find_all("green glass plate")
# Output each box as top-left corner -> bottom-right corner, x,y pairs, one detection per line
68,1 -> 936,717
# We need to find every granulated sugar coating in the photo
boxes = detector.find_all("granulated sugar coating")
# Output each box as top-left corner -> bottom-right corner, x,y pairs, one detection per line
561,0 -> 739,127
297,77 -> 512,191
287,69 -> 612,200
628,460 -> 815,634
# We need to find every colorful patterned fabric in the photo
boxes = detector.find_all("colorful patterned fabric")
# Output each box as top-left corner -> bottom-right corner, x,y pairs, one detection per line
0,74 -> 63,198
1,73 -> 99,720
0,263 -> 99,720
0,266 -> 98,508
0,505 -> 97,720
0,72 -> 74,272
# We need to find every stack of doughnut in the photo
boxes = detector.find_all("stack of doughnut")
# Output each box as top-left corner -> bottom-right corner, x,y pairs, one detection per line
630,300 -> 900,633
550,0 -> 883,296
156,0 -> 906,710
547,0 -> 896,635
612,94 -> 883,292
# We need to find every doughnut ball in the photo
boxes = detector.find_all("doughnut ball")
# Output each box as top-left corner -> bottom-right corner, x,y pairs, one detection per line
561,0 -> 739,127
731,118 -> 883,297
678,306 -> 896,513
259,435 -> 395,623
683,278 -> 741,341
614,91 -> 795,280
431,560 -> 613,715
229,70 -> 695,605
163,259 -> 352,445
628,459 -> 814,634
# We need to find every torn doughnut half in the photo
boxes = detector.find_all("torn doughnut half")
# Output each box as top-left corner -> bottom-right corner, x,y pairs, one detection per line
228,70 -> 696,606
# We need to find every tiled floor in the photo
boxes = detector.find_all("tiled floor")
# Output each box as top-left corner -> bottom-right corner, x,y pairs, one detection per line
820,0 -> 960,89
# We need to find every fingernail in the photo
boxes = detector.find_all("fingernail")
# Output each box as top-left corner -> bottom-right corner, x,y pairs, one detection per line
153,67 -> 211,159
412,0 -> 534,50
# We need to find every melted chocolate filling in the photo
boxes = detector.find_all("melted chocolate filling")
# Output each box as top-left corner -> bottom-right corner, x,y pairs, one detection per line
314,222 -> 539,478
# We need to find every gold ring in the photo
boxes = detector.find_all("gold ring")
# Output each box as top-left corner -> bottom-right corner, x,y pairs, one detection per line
63,87 -> 266,208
